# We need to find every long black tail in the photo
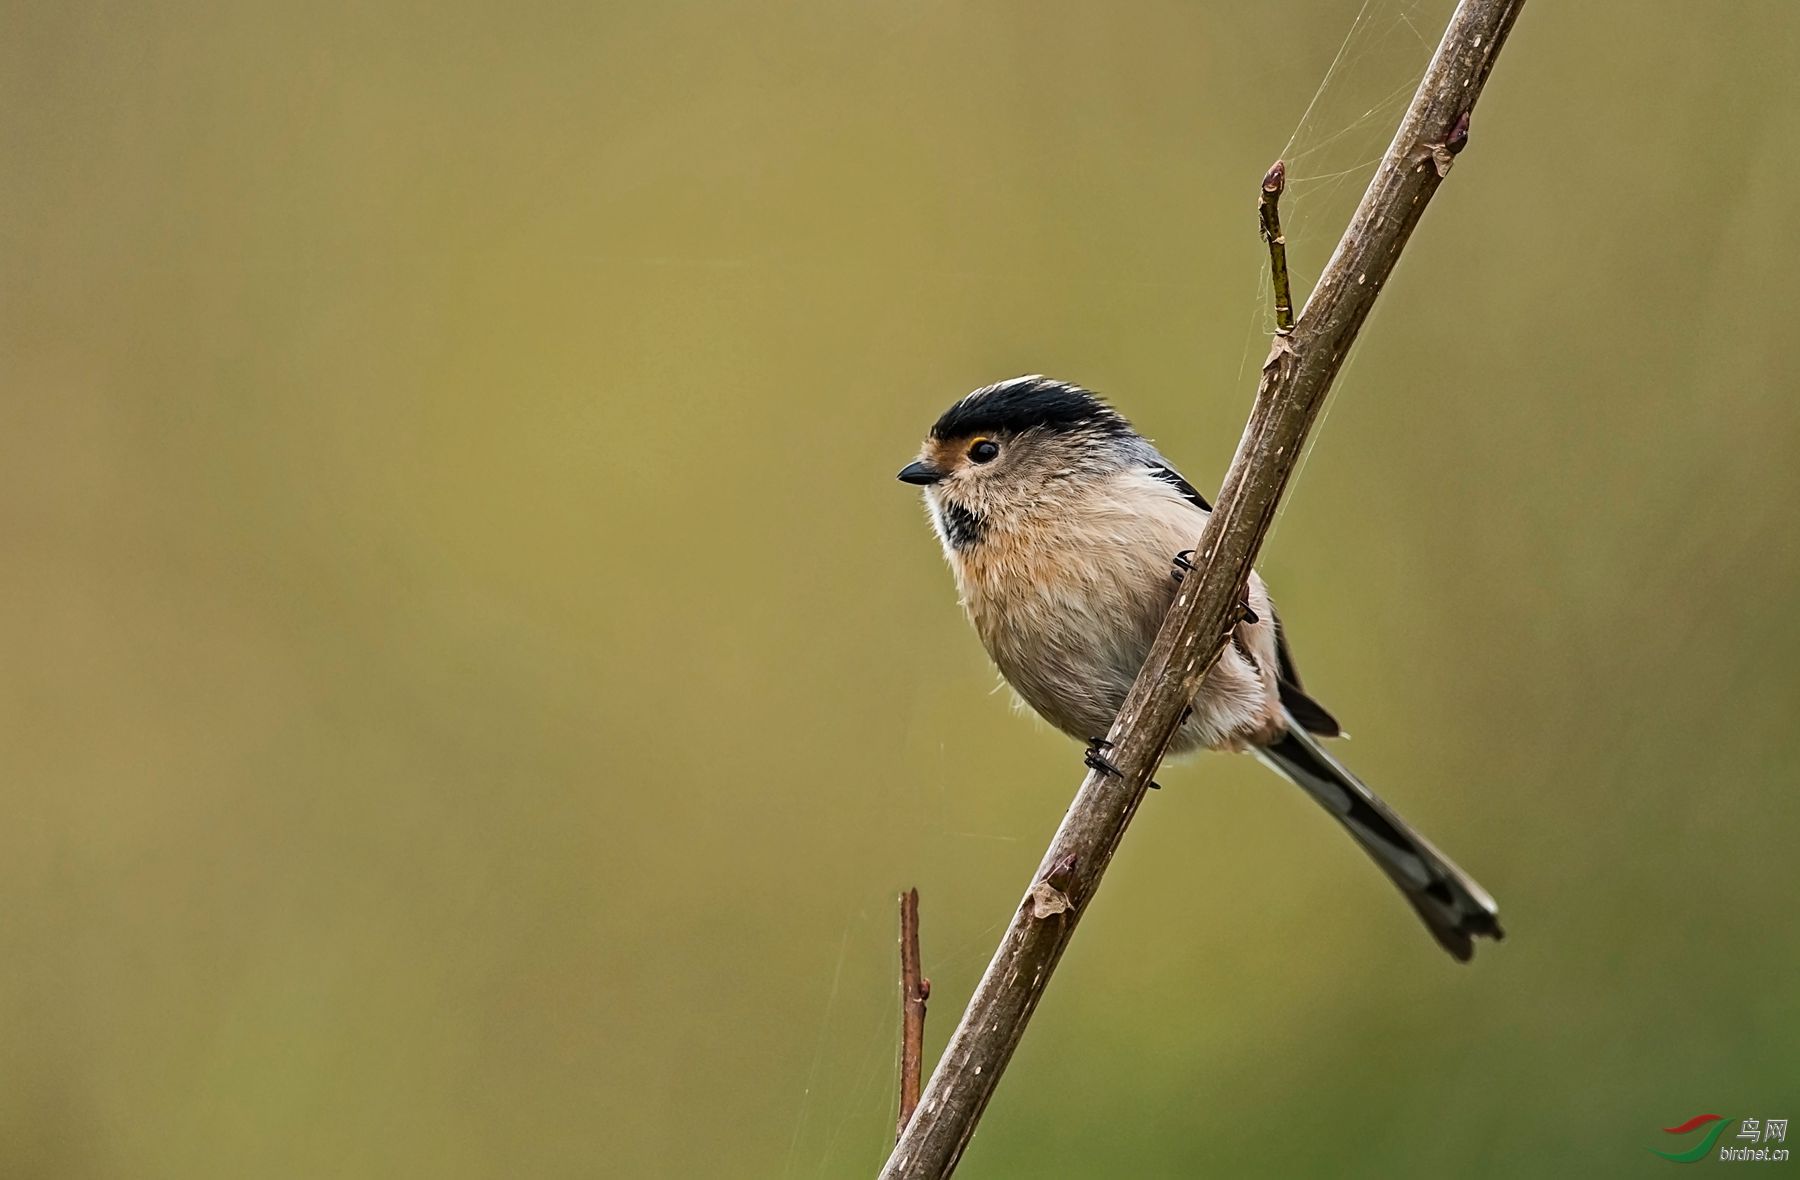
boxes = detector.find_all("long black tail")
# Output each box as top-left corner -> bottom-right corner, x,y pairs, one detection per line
1256,724 -> 1504,962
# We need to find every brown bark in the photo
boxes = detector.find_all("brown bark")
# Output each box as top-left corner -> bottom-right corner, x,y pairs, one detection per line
895,888 -> 928,1141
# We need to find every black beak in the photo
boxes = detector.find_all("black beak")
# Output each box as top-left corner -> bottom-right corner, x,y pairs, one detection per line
896,460 -> 946,487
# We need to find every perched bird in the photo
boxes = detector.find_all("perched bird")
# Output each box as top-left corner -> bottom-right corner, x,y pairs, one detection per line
898,375 -> 1502,961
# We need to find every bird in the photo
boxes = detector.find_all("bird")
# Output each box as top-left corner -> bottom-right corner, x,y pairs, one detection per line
897,375 -> 1503,961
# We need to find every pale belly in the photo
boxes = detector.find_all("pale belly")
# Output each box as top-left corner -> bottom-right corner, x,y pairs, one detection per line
953,516 -> 1284,753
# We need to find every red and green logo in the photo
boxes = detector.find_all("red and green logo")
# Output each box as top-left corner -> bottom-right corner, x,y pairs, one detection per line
1653,1114 -> 1733,1163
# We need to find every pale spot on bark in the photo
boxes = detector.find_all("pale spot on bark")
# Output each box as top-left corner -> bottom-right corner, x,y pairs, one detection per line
1027,882 -> 1071,918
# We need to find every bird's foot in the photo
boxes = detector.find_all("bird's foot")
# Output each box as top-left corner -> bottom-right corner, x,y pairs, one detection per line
1083,737 -> 1158,787
1084,736 -> 1122,777
1174,552 -> 1259,624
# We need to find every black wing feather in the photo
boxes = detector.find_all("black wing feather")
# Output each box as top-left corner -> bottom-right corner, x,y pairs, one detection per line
1146,463 -> 1211,511
1271,606 -> 1342,737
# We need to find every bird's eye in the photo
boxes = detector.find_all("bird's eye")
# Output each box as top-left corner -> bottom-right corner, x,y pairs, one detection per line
969,439 -> 1000,464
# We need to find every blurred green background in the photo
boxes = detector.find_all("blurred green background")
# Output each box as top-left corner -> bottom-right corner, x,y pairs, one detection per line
4,2 -> 1797,1176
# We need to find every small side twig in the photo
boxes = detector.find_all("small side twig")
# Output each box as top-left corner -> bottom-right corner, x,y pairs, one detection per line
896,888 -> 929,1141
1259,160 -> 1294,334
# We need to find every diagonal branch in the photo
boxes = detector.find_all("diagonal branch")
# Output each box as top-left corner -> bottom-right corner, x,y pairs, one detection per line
878,2 -> 1526,1177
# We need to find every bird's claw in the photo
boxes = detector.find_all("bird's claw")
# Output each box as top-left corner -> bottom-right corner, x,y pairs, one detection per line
1083,737 -> 1157,787
1175,551 -> 1259,625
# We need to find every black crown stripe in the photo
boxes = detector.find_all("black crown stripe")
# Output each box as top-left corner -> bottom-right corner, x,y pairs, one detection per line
930,377 -> 1130,441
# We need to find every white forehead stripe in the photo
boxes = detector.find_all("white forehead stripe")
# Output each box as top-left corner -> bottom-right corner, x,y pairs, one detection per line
963,374 -> 1047,402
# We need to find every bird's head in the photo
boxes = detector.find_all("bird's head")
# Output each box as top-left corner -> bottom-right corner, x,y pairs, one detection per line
897,377 -> 1138,546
